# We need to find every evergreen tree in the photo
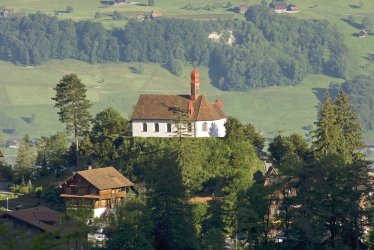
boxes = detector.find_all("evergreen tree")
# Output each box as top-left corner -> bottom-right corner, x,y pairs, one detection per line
52,74 -> 92,166
14,135 -> 36,183
312,92 -> 341,158
334,91 -> 364,161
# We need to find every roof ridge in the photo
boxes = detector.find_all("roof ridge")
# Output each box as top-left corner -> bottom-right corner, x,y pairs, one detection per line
196,96 -> 204,120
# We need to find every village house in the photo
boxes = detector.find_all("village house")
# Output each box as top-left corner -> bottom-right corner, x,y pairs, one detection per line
150,11 -> 163,19
0,206 -> 62,234
270,1 -> 288,13
0,206 -> 87,249
0,9 -> 9,18
287,4 -> 298,13
6,138 -> 21,149
60,166 -> 134,218
358,30 -> 368,38
131,68 -> 227,138
233,4 -> 249,14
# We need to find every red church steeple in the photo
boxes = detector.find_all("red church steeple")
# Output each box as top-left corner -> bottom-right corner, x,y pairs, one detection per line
190,68 -> 200,100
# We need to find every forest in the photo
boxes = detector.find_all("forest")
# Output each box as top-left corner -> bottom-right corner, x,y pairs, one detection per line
0,5 -> 347,90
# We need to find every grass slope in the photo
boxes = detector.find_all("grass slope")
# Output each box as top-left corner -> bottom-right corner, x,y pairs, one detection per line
0,59 -> 341,141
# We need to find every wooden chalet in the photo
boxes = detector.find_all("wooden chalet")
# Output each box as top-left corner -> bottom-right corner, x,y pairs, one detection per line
60,167 -> 134,211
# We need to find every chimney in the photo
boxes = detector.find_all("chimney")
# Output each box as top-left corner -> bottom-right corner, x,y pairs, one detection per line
188,101 -> 194,115
215,99 -> 223,109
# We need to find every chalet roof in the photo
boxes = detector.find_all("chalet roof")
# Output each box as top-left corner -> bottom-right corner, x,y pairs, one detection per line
0,206 -> 61,232
131,94 -> 226,121
77,167 -> 134,190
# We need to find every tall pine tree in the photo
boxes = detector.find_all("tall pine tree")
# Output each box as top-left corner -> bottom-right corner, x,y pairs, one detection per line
52,74 -> 92,166
312,91 -> 341,158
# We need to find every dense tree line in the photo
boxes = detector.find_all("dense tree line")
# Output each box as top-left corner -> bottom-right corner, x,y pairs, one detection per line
0,13 -> 119,64
0,7 -> 347,90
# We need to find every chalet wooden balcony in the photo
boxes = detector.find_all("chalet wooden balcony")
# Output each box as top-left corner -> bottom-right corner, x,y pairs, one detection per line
99,191 -> 126,199
61,194 -> 100,199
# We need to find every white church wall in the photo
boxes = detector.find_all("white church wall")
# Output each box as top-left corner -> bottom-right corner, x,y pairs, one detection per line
195,118 -> 226,137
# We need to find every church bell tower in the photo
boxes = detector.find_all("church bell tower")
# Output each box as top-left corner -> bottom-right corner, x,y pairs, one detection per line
190,68 -> 200,101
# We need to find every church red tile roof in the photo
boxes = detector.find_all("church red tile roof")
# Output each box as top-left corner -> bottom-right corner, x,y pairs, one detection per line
131,94 -> 226,121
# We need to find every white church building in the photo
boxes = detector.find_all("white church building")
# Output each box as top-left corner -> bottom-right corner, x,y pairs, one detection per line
131,69 -> 227,137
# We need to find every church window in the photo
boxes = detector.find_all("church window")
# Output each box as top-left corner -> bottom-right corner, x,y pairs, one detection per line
142,123 -> 147,132
202,122 -> 208,132
167,123 -> 172,133
155,123 -> 159,132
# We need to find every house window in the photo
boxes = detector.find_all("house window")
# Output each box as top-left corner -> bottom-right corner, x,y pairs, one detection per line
155,123 -> 159,132
167,123 -> 172,133
188,123 -> 192,132
142,123 -> 147,132
202,122 -> 208,132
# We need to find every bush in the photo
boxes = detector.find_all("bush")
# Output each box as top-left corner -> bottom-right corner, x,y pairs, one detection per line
94,12 -> 102,19
66,207 -> 94,222
11,184 -> 31,194
112,11 -> 123,20
66,5 -> 74,13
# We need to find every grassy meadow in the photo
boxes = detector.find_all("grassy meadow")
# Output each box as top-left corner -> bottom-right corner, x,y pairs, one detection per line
0,0 -> 373,143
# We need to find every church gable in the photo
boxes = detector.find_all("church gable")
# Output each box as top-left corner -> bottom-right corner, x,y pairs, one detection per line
130,68 -> 227,137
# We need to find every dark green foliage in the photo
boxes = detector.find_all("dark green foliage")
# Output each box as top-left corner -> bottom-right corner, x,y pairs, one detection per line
34,184 -> 63,209
268,133 -> 310,166
112,11 -> 123,20
52,74 -> 92,154
13,135 -> 36,183
340,75 -> 374,131
312,92 -> 341,157
0,13 -> 119,65
88,107 -> 129,166
312,91 -> 364,162
0,11 -> 346,90
94,12 -> 102,19
108,193 -> 153,250
0,162 -> 13,181
362,16 -> 373,31
36,132 -> 68,176
66,207 -> 93,222
225,116 -> 265,152
65,5 -> 74,13
291,155 -> 373,249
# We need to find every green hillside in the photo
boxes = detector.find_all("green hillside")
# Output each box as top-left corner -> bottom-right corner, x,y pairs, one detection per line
0,0 -> 373,140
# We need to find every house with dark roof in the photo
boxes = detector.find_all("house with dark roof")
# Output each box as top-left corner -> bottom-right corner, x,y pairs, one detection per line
131,69 -> 227,137
60,166 -> 134,217
0,206 -> 61,233
270,0 -> 288,13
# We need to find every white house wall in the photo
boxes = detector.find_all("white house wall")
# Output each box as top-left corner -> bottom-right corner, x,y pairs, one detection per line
132,119 -> 226,138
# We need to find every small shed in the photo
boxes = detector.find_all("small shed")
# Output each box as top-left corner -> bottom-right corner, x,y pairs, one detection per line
358,30 -> 368,38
